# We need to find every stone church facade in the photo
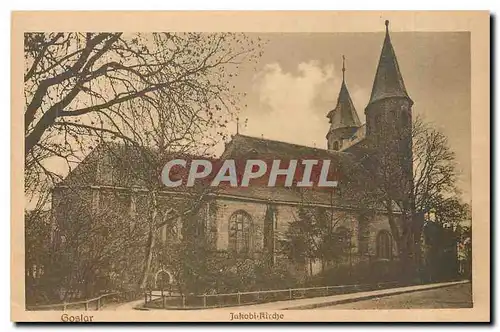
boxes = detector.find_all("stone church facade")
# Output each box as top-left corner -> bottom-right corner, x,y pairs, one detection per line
52,21 -> 412,287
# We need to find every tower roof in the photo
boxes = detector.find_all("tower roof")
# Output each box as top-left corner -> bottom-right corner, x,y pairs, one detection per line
368,20 -> 412,106
327,56 -> 361,129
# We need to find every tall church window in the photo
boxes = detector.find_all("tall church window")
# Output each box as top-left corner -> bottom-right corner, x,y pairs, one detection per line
228,210 -> 252,255
376,230 -> 392,259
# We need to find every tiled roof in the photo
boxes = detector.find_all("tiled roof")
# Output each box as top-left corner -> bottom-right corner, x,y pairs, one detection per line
221,134 -> 352,161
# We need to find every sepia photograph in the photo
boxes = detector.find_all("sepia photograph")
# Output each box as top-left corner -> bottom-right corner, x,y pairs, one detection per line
11,11 -> 489,322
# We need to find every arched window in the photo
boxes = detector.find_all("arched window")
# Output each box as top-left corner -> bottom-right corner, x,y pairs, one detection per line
228,210 -> 252,255
333,141 -> 340,151
333,226 -> 351,263
376,230 -> 392,259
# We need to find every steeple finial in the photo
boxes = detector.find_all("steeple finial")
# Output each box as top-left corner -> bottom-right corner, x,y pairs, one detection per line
385,20 -> 389,33
236,116 -> 239,135
342,55 -> 346,82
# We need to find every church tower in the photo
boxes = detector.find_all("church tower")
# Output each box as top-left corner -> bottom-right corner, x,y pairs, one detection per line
326,56 -> 361,151
365,20 -> 413,204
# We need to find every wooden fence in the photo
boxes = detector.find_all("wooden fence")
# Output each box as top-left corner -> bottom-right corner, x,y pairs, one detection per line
27,290 -> 141,311
144,281 -> 402,309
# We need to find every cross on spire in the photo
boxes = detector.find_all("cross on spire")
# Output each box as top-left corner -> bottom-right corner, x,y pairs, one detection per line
325,54 -> 360,131
236,116 -> 239,135
342,55 -> 346,82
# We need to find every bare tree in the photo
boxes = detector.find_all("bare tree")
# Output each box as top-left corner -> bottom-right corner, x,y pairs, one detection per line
412,116 -> 459,216
24,32 -> 263,301
358,115 -> 462,277
24,32 -> 262,202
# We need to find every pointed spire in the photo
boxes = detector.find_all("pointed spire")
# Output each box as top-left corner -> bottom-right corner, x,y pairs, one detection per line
368,20 -> 412,106
326,56 -> 361,130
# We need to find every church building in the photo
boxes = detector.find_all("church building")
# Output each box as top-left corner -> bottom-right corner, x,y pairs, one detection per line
52,20 -> 413,289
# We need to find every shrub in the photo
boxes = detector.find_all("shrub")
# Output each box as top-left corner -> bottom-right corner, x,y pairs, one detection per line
304,260 -> 402,287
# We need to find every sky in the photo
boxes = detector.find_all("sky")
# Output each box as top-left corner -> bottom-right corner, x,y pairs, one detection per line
221,31 -> 471,204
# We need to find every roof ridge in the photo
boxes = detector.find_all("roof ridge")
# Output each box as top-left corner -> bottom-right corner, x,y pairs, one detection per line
234,133 -> 339,154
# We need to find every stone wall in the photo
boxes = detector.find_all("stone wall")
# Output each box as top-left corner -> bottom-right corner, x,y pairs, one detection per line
210,196 -> 398,274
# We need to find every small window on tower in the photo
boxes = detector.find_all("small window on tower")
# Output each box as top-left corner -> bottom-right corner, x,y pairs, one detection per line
370,114 -> 381,134
401,112 -> 408,127
375,113 -> 382,129
333,141 -> 339,151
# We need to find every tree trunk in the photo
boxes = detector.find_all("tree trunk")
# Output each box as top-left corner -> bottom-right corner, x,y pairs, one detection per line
139,191 -> 158,289
411,212 -> 425,281
385,201 -> 402,254
385,201 -> 415,281
398,214 -> 418,282
139,229 -> 156,289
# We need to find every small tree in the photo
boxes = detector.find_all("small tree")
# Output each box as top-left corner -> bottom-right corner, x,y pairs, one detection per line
457,225 -> 472,279
283,205 -> 352,277
25,209 -> 53,304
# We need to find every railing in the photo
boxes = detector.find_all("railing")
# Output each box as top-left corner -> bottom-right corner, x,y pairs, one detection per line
144,281 -> 401,309
27,290 -> 141,311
